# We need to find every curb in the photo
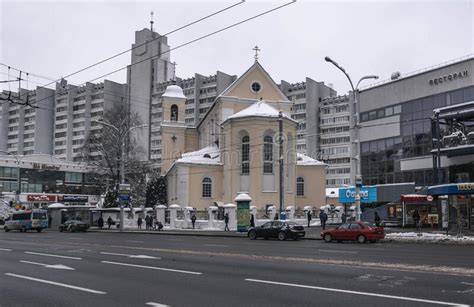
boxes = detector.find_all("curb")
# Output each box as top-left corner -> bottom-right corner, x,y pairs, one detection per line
87,229 -> 323,240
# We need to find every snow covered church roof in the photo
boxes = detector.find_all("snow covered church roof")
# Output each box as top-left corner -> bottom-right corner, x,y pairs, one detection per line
296,153 -> 326,166
162,85 -> 186,99
175,144 -> 221,166
227,100 -> 293,121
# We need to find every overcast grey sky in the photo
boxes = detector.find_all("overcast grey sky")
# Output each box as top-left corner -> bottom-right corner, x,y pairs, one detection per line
1,0 -> 473,94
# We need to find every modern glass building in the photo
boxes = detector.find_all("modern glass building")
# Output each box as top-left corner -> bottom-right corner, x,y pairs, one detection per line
358,56 -> 473,187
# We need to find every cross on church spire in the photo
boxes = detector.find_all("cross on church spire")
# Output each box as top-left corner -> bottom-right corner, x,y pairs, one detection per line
172,61 -> 177,82
150,11 -> 154,32
253,45 -> 261,62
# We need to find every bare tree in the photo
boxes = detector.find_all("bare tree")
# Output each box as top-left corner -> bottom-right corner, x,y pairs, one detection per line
81,104 -> 149,207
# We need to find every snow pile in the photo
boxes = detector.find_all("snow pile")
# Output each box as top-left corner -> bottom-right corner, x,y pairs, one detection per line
162,85 -> 186,99
227,100 -> 293,121
175,144 -> 221,165
385,232 -> 474,244
296,153 -> 325,166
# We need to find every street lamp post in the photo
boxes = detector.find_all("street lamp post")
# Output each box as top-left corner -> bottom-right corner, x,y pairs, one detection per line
94,120 -> 147,232
324,56 -> 378,221
0,151 -> 23,206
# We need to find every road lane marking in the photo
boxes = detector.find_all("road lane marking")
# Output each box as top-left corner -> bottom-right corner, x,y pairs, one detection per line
100,252 -> 160,259
204,244 -> 229,247
101,261 -> 202,275
146,302 -> 170,307
245,278 -> 469,306
5,273 -> 106,294
19,260 -> 75,270
0,248 -> 12,251
318,249 -> 358,254
126,240 -> 144,243
24,251 -> 82,260
461,282 -> 474,286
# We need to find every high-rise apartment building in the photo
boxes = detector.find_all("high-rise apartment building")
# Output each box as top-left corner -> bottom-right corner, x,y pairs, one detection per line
279,78 -> 336,157
0,87 -> 55,155
53,80 -> 127,162
126,28 -> 175,161
320,95 -> 351,187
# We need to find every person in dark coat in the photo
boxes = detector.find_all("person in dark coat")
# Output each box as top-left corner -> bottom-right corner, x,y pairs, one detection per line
274,213 -> 279,220
319,211 -> 328,230
374,212 -> 381,227
250,214 -> 255,228
157,221 -> 163,231
341,212 -> 347,224
412,209 -> 421,231
48,214 -> 52,228
137,217 -> 143,230
107,216 -> 113,229
191,214 -> 197,229
98,217 -> 104,229
144,215 -> 150,230
307,211 -> 312,227
224,213 -> 230,231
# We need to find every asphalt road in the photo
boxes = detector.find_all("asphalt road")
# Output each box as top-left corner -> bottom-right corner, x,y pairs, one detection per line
1,230 -> 474,307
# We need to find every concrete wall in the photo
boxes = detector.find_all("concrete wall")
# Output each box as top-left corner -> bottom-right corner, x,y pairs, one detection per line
33,87 -> 55,155
359,58 -> 473,112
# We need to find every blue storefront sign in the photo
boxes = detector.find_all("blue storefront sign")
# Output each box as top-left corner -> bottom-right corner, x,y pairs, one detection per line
339,186 -> 377,204
427,183 -> 474,195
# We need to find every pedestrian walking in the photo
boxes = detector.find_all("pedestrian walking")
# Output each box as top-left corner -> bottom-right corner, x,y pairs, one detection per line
319,210 -> 328,230
374,212 -> 381,227
412,209 -> 421,231
145,215 -> 150,230
224,213 -> 230,231
341,212 -> 347,224
191,214 -> 196,229
98,217 -> 104,229
137,217 -> 142,230
274,213 -> 279,220
107,216 -> 113,229
250,214 -> 255,228
157,221 -> 164,231
48,214 -> 52,228
307,210 -> 312,227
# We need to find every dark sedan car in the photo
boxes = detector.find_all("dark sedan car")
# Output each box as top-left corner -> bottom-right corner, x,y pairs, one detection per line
59,220 -> 90,232
321,221 -> 384,243
248,221 -> 305,241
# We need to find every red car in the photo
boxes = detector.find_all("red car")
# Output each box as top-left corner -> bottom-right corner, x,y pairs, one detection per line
321,221 -> 384,243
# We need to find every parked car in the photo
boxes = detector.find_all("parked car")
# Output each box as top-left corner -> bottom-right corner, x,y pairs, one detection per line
59,220 -> 90,232
321,221 -> 384,243
248,221 -> 305,241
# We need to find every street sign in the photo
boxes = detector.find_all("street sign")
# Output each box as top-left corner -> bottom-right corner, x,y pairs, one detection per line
355,175 -> 363,188
119,184 -> 131,204
427,195 -> 433,202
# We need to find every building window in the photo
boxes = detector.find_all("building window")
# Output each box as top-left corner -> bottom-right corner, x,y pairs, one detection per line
251,81 -> 262,93
263,135 -> 273,174
202,177 -> 212,198
171,104 -> 178,121
65,172 -> 83,183
241,135 -> 250,174
296,177 -> 304,196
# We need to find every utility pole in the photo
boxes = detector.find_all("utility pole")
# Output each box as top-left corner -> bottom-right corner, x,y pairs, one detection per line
278,110 -> 284,220
324,56 -> 378,221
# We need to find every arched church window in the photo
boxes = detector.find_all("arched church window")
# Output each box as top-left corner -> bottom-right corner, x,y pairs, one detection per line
297,177 -> 305,196
171,104 -> 178,121
263,135 -> 273,174
241,135 -> 250,174
202,177 -> 212,198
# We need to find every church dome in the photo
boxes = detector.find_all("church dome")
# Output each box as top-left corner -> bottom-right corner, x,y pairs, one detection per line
163,84 -> 186,99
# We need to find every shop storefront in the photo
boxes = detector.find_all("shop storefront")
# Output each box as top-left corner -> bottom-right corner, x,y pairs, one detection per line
339,186 -> 377,219
427,183 -> 474,231
400,195 -> 438,228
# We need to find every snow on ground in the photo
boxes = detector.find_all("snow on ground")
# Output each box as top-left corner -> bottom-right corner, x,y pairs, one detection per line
385,232 -> 474,244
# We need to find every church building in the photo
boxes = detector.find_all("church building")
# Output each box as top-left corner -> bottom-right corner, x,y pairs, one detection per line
159,59 -> 327,210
